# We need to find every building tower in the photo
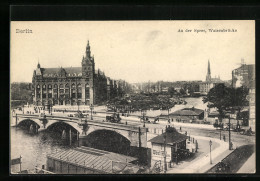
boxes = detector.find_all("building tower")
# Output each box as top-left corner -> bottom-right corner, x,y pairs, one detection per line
82,40 -> 95,105
206,60 -> 211,82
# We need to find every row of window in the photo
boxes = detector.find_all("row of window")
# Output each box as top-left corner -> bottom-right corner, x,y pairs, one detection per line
44,73 -> 83,77
37,93 -> 88,99
36,88 -> 89,94
36,83 -> 90,89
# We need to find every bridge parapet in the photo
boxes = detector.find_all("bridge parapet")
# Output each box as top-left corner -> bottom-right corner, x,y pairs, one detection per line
15,114 -> 148,148
15,114 -> 148,132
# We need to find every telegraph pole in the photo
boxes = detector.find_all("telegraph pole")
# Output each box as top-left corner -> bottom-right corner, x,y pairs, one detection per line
209,140 -> 212,164
163,126 -> 167,173
229,115 -> 231,150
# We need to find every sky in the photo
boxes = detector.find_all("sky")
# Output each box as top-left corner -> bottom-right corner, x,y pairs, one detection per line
10,21 -> 255,83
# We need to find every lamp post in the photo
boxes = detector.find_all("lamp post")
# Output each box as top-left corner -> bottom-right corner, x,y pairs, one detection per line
90,104 -> 94,120
220,129 -> 222,140
209,140 -> 212,164
141,109 -> 146,122
228,114 -> 231,150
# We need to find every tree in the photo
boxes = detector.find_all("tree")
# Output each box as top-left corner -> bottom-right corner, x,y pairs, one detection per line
203,84 -> 249,124
203,84 -> 232,123
168,87 -> 176,97
231,86 -> 249,126
180,88 -> 186,95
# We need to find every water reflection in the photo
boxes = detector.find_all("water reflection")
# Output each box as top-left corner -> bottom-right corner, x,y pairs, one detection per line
10,127 -> 73,172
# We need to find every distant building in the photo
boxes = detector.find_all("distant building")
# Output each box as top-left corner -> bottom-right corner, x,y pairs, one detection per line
232,63 -> 255,131
199,60 -> 223,94
232,63 -> 255,88
169,107 -> 205,122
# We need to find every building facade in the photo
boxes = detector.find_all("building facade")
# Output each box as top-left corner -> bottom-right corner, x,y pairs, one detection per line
231,63 -> 255,131
232,63 -> 255,88
32,41 -> 129,106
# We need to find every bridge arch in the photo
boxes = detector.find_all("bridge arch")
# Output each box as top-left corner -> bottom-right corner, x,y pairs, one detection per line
87,127 -> 131,142
17,118 -> 41,128
46,120 -> 82,134
84,129 -> 131,155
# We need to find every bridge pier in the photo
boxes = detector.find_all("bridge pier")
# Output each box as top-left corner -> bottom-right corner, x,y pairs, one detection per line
61,130 -> 67,140
29,123 -> 38,134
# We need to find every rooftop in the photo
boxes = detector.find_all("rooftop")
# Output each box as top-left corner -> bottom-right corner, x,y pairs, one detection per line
149,127 -> 188,145
170,107 -> 204,116
47,146 -> 138,174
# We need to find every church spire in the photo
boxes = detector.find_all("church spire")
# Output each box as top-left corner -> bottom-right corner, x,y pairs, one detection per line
37,60 -> 41,68
207,60 -> 211,75
86,40 -> 91,58
206,60 -> 211,81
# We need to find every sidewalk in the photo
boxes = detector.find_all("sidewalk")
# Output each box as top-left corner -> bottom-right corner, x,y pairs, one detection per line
119,115 -> 215,130
237,152 -> 255,173
166,136 -> 233,173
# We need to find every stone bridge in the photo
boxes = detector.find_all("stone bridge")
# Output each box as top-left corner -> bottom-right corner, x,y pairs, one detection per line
13,114 -> 148,148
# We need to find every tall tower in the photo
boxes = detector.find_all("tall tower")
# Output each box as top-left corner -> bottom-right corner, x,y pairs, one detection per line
206,60 -> 211,82
82,40 -> 95,105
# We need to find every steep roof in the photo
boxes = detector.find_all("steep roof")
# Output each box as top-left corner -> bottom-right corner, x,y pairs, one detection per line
170,107 -> 204,116
41,67 -> 82,77
149,127 -> 187,145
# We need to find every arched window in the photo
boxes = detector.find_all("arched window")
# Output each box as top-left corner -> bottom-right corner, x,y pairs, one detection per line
48,84 -> 52,89
42,84 -> 46,89
77,84 -> 82,98
60,84 -> 64,88
71,83 -> 76,98
37,84 -> 40,89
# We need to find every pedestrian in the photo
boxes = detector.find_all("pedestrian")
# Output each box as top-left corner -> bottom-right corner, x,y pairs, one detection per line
180,126 -> 182,132
185,131 -> 187,135
223,135 -> 226,142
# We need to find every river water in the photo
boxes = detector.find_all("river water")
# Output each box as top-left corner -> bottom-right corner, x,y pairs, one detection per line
10,97 -> 206,173
10,127 -> 74,173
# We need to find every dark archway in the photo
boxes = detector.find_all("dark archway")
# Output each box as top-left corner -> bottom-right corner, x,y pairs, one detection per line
17,119 -> 40,134
46,122 -> 79,146
84,130 -> 131,155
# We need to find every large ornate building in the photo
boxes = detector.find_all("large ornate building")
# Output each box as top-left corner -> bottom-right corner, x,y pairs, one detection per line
32,41 -> 130,106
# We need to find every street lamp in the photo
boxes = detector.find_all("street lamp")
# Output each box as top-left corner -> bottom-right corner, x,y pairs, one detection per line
90,104 -> 94,120
228,114 -> 232,150
141,109 -> 146,122
209,140 -> 212,164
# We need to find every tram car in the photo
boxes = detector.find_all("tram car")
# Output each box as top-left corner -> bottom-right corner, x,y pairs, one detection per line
106,113 -> 121,123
